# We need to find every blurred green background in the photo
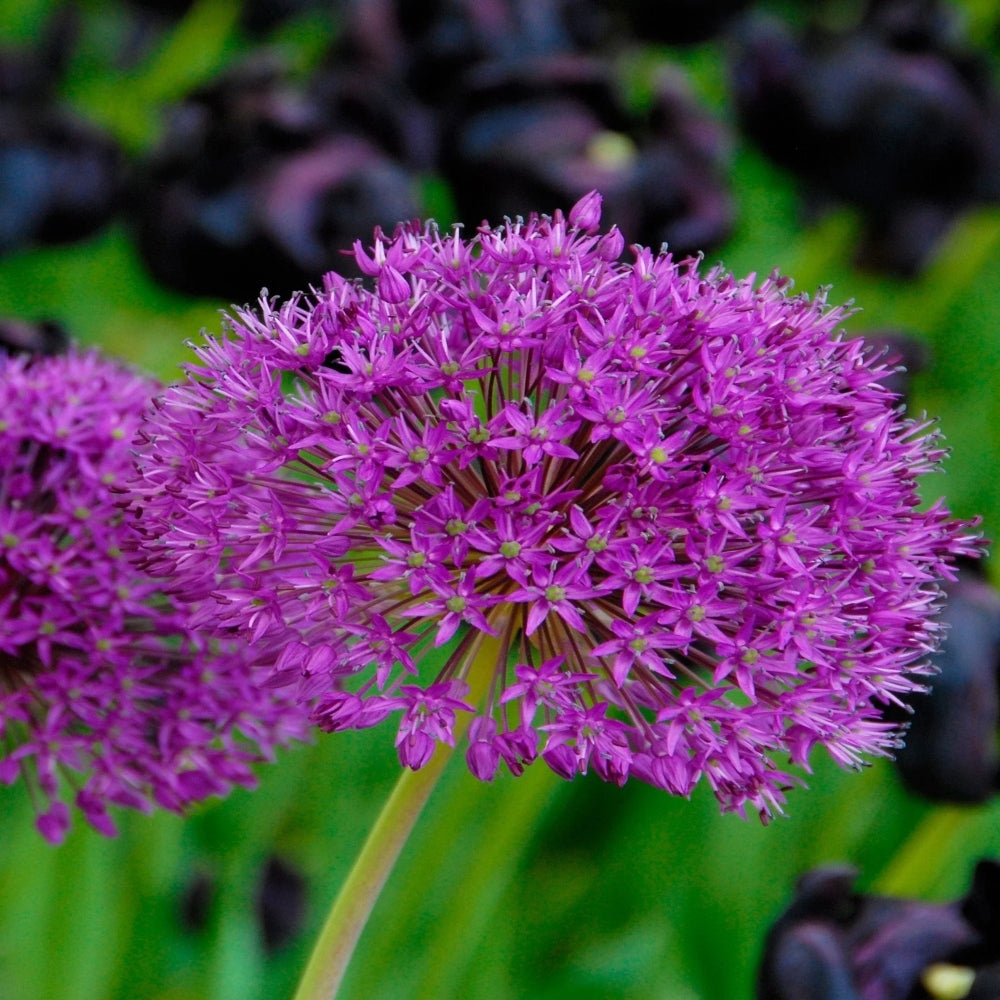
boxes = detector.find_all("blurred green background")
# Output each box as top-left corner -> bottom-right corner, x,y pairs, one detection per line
2,1 -> 1000,998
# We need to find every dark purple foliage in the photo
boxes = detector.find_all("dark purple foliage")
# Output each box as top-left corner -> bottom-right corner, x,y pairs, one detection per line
132,57 -> 421,301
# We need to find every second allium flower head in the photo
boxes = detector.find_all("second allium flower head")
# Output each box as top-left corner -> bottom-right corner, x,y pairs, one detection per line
132,191 -> 978,818
0,351 -> 304,842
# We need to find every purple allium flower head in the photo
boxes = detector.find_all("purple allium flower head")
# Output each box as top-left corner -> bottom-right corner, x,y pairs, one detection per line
130,192 -> 979,819
0,350 -> 303,842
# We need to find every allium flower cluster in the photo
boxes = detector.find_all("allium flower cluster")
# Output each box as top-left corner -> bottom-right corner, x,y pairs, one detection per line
0,351 -> 302,842
131,192 -> 978,817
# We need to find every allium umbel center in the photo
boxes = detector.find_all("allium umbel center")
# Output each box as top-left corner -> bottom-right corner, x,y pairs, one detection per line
132,192 -> 979,818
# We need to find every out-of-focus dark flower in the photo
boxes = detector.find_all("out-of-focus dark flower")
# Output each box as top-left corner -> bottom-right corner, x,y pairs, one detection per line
305,64 -> 438,176
640,67 -> 736,253
593,0 -> 752,46
240,0 -> 333,35
180,854 -> 307,952
338,0 -> 733,252
0,317 -> 69,357
860,0 -> 962,50
179,869 -> 215,933
339,0 -> 612,105
132,57 -> 421,301
849,327 -> 1000,806
733,6 -> 1000,275
0,16 -> 121,257
758,860 -> 1000,1000
256,855 -> 307,954
0,7 -> 78,104
891,563 -> 1000,803
120,0 -> 197,17
0,105 -> 121,254
441,57 -> 733,256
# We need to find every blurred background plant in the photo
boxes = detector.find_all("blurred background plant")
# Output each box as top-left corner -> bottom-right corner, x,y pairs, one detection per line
2,0 -> 1000,998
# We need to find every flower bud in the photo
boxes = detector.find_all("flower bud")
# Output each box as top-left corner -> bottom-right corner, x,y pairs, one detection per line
569,190 -> 603,231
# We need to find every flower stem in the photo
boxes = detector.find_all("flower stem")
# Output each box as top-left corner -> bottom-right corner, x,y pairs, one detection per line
291,743 -> 451,1000
292,633 -> 500,1000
